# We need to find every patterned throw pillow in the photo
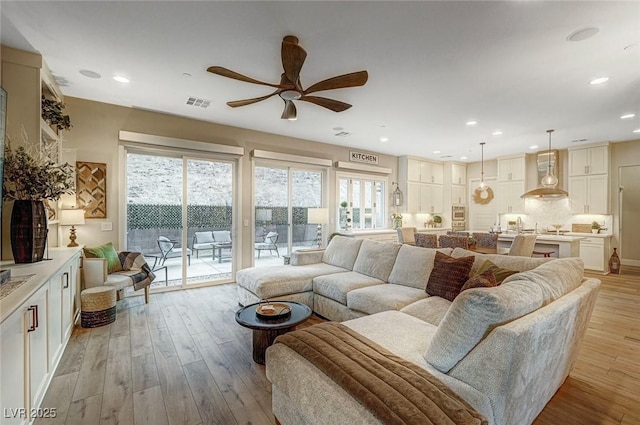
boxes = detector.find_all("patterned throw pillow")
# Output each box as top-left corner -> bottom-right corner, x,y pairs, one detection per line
461,269 -> 498,292
426,252 -> 475,301
475,259 -> 518,284
84,242 -> 123,274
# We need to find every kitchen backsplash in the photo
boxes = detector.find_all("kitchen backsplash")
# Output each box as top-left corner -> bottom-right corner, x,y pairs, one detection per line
499,198 -> 612,233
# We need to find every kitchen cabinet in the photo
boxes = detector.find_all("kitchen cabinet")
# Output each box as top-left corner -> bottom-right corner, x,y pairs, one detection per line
451,163 -> 466,185
497,155 -> 526,182
0,249 -> 81,425
497,181 -> 526,213
579,236 -> 611,273
451,185 -> 466,205
406,183 -> 443,213
569,145 -> 609,176
406,158 -> 443,184
569,174 -> 608,214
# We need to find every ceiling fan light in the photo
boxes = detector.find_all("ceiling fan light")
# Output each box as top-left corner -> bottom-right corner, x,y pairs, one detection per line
280,90 -> 302,101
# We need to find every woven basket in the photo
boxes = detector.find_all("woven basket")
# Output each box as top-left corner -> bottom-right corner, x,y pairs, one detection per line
81,286 -> 117,328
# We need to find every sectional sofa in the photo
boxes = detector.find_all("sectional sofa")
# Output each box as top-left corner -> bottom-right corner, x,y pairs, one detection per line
235,236 -> 601,425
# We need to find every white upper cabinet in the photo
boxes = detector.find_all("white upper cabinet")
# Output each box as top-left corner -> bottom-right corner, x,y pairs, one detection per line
406,158 -> 443,184
451,163 -> 466,185
569,145 -> 609,176
497,181 -> 526,214
569,174 -> 609,214
497,155 -> 526,182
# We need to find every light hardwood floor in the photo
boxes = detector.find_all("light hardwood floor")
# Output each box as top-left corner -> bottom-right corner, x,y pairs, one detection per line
36,267 -> 639,425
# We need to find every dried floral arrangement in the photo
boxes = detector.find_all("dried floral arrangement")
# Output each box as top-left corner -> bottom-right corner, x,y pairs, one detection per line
2,129 -> 75,201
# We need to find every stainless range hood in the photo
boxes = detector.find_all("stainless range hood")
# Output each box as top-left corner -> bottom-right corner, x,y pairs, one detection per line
521,130 -> 568,199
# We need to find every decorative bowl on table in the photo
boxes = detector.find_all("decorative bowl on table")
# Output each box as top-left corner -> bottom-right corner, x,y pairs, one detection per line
256,302 -> 291,319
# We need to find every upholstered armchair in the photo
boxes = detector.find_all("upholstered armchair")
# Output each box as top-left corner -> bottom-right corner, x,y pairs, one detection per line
438,235 -> 469,249
82,244 -> 155,303
396,227 -> 417,245
415,233 -> 437,248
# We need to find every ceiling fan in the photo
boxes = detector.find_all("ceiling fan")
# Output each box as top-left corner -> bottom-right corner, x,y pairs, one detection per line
207,35 -> 368,120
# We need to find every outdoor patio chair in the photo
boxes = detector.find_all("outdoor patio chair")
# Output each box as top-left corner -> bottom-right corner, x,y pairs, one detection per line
255,231 -> 279,258
158,236 -> 192,265
192,231 -> 215,258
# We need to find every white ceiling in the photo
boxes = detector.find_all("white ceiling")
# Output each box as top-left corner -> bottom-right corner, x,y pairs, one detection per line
1,1 -> 639,162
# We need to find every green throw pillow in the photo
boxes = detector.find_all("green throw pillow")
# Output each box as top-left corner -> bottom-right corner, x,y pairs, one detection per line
84,242 -> 123,274
475,259 -> 518,284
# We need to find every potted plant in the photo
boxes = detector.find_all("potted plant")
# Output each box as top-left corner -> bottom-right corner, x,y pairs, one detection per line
3,139 -> 75,262
391,212 -> 403,229
467,236 -> 477,249
433,215 -> 443,228
41,96 -> 72,131
591,221 -> 601,234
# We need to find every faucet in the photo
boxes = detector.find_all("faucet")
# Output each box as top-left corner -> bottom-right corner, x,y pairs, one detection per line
516,217 -> 522,233
535,223 -> 538,234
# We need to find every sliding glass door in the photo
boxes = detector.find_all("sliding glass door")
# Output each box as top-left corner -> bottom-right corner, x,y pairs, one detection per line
125,150 -> 235,290
254,163 -> 324,267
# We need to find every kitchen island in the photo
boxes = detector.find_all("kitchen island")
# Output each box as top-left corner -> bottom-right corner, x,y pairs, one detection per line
497,233 -> 586,258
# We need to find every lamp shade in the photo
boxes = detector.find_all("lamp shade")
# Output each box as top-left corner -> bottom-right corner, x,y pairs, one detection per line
307,208 -> 329,224
59,209 -> 86,225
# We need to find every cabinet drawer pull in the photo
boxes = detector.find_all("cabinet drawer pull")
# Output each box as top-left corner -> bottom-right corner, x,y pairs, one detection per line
27,305 -> 38,332
63,272 -> 69,289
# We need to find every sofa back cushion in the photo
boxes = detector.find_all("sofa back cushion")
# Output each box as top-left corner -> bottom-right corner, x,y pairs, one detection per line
352,239 -> 401,282
425,279 -> 544,373
501,257 -> 584,305
322,236 -> 363,270
388,246 -> 453,290
451,247 -> 549,275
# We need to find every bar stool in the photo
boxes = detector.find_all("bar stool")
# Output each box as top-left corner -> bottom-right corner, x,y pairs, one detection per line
532,250 -> 554,258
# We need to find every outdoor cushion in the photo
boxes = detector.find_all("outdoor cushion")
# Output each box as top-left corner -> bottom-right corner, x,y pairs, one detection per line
194,231 -> 214,244
322,236 -> 363,270
313,272 -> 385,305
352,239 -> 401,282
347,284 -> 428,315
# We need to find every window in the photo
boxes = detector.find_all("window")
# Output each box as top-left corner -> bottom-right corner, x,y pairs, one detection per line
337,174 -> 386,230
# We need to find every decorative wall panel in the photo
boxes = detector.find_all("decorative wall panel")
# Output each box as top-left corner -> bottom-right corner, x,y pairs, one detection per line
76,161 -> 107,218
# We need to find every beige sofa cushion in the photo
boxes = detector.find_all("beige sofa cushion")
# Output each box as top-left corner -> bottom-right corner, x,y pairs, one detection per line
451,247 -> 549,275
352,239 -> 401,281
347,284 -> 428,315
400,297 -> 452,326
313,272 -> 385,305
236,263 -> 346,299
322,236 -> 363,270
387,246 -> 453,290
425,279 -> 544,373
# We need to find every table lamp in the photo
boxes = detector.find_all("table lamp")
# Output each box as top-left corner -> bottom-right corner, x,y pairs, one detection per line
59,208 -> 85,247
307,208 -> 329,248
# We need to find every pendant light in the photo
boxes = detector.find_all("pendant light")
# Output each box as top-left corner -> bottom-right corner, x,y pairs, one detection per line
477,142 -> 488,192
521,129 -> 568,198
541,129 -> 559,187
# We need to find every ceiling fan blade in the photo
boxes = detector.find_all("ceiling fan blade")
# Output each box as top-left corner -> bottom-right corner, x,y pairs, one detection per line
281,37 -> 307,88
281,100 -> 297,120
300,96 -> 352,112
207,66 -> 284,88
227,91 -> 280,108
304,71 -> 369,95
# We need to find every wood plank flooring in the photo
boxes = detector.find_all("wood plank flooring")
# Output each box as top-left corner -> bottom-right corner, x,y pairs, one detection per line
36,267 -> 639,425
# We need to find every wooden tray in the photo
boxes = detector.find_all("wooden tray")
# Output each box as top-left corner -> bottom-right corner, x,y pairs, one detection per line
572,223 -> 592,233
256,302 -> 291,319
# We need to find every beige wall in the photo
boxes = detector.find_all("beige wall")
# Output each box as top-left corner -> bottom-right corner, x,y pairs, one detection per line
610,139 -> 640,262
62,97 -> 398,268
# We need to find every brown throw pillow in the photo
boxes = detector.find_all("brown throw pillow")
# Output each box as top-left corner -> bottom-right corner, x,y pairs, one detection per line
461,269 -> 497,292
475,259 -> 518,284
426,252 -> 475,301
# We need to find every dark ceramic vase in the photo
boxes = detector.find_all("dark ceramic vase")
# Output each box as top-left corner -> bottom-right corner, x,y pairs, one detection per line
10,200 -> 48,263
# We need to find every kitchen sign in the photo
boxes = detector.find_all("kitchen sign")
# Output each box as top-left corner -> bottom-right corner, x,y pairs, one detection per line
349,151 -> 379,165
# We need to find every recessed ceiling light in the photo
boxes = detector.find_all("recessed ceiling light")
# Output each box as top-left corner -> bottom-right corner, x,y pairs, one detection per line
183,72 -> 192,77
113,75 -> 130,83
589,77 -> 609,85
466,120 -> 478,126
529,145 -> 539,150
620,113 -> 635,120
633,129 -> 640,134
492,130 -> 503,136
624,43 -> 638,51
566,27 -> 599,42
380,137 -> 389,143
79,69 -> 101,79
333,126 -> 343,131
460,156 -> 467,160
433,150 -> 440,154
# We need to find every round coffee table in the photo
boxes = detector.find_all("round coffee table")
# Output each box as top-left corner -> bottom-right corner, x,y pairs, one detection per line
235,301 -> 312,364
